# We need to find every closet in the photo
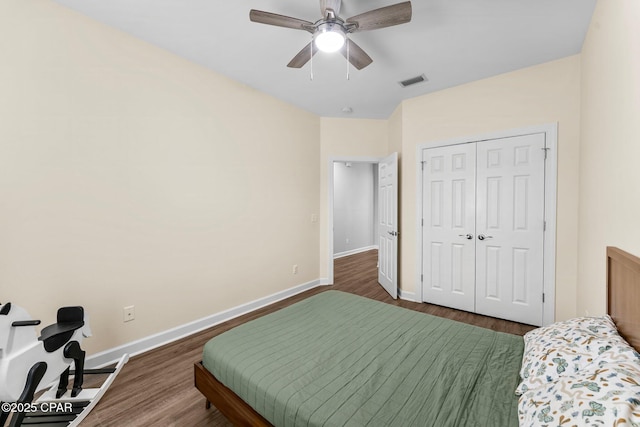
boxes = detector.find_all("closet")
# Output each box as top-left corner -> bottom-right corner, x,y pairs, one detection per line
421,133 -> 547,326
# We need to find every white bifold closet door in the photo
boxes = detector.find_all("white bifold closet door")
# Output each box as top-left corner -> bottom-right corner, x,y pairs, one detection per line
422,134 -> 546,326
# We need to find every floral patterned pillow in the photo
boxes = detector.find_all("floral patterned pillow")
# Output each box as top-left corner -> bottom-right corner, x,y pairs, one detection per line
518,358 -> 640,426
523,315 -> 619,344
517,316 -> 630,394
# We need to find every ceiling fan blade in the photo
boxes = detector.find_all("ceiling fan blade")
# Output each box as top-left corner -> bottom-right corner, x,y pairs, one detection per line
250,10 -> 314,31
287,42 -> 319,68
341,39 -> 373,70
346,1 -> 412,32
320,0 -> 341,18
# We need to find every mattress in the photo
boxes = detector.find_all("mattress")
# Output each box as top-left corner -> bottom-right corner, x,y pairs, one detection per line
202,290 -> 523,427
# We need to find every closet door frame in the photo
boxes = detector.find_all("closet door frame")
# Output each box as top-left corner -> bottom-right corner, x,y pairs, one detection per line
416,123 -> 558,326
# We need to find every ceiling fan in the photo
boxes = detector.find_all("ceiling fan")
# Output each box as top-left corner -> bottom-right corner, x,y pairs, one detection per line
249,0 -> 412,70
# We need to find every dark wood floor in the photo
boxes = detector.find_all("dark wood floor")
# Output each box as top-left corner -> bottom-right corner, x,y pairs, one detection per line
80,250 -> 534,426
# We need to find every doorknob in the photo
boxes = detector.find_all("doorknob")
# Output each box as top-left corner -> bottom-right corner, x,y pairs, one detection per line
477,234 -> 493,241
387,231 -> 399,237
458,234 -> 473,240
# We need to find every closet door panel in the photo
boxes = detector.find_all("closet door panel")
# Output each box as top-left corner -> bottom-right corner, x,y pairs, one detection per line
475,134 -> 546,326
422,144 -> 476,312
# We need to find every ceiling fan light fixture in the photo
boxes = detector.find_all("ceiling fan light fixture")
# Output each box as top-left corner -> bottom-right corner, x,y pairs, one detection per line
314,23 -> 345,53
251,1 -> 412,70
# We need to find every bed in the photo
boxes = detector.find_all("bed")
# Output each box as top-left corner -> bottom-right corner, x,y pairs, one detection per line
194,247 -> 640,426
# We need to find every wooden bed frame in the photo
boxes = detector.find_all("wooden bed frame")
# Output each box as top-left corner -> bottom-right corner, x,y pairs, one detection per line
194,246 -> 640,426
194,362 -> 270,426
607,246 -> 640,350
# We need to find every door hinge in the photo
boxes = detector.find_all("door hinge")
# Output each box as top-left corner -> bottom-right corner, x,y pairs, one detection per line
542,293 -> 545,303
421,160 -> 426,170
421,274 -> 423,283
543,220 -> 546,231
542,147 -> 550,160
421,218 -> 424,226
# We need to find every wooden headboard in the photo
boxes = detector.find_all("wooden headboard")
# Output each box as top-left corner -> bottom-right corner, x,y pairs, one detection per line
607,246 -> 640,351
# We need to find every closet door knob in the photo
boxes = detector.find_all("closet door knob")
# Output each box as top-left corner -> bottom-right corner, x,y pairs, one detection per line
477,234 -> 493,241
458,234 -> 473,240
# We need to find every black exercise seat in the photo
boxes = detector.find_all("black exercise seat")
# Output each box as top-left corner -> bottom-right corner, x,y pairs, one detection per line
0,302 -> 11,315
39,307 -> 85,353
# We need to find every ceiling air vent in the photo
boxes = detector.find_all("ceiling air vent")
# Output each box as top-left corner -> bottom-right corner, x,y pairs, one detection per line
398,74 -> 428,88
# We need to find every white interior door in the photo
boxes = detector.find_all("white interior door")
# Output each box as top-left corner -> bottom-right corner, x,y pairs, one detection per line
422,144 -> 476,312
475,134 -> 546,325
378,152 -> 398,299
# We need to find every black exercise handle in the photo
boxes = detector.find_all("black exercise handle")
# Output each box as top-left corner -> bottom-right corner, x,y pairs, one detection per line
12,320 -> 42,327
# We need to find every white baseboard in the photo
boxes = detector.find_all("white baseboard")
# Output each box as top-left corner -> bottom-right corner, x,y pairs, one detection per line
86,279 -> 324,368
398,289 -> 417,302
333,245 -> 378,259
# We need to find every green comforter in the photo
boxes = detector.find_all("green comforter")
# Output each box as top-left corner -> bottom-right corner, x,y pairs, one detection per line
203,291 -> 523,427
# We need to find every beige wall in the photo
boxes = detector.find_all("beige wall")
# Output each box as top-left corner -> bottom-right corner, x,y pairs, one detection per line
319,118 -> 389,280
388,105 -> 403,156
578,0 -> 640,316
0,0 -> 320,354
3,0 -> 621,358
398,56 -> 582,320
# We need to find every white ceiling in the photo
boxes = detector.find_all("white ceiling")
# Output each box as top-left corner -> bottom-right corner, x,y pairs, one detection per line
52,0 -> 596,119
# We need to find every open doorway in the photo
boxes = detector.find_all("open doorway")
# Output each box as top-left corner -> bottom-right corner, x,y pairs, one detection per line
332,161 -> 379,260
327,154 -> 398,298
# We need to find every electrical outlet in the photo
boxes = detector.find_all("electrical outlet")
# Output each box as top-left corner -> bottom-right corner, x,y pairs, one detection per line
310,214 -> 318,223
293,264 -> 298,275
346,238 -> 350,244
123,306 -> 135,322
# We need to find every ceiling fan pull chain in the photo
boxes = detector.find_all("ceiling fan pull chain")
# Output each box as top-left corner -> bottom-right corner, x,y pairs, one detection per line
310,37 -> 314,81
346,39 -> 350,80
